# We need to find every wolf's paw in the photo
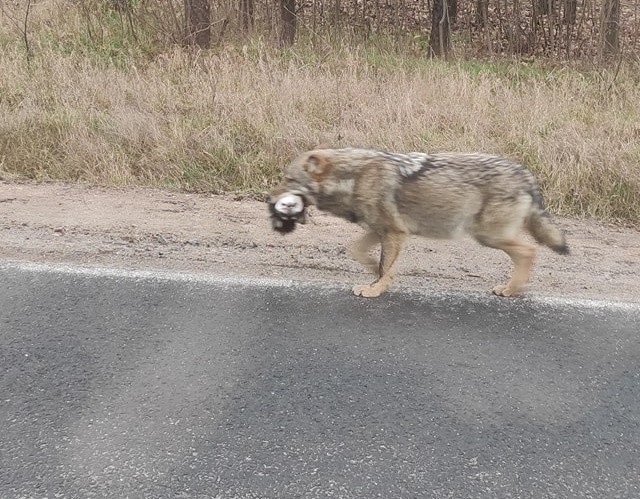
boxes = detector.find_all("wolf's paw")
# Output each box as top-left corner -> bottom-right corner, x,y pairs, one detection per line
492,283 -> 522,297
352,283 -> 385,298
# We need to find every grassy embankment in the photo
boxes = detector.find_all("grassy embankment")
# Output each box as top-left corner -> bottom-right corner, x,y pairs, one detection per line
1,2 -> 639,224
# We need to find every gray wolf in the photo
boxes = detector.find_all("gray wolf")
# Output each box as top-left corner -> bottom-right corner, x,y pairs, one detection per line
269,147 -> 569,298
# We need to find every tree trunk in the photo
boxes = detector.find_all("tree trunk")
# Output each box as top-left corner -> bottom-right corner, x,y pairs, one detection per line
449,0 -> 458,24
563,0 -> 577,24
476,0 -> 488,27
240,0 -> 254,33
428,0 -> 452,57
280,0 -> 296,47
601,0 -> 620,56
185,0 -> 210,48
535,0 -> 554,15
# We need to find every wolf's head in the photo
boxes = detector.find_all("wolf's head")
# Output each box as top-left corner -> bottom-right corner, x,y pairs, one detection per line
272,148 -> 336,207
267,148 -> 336,234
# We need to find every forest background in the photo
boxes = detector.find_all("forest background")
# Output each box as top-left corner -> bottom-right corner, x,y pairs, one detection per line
1,0 -> 639,224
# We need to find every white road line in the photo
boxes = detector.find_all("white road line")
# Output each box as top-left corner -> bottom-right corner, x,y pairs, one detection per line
1,259 -> 638,313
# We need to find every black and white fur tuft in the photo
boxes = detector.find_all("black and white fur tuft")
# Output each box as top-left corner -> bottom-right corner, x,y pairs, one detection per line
268,192 -> 307,234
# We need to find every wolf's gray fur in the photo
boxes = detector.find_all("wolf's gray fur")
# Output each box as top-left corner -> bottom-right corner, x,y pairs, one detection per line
270,147 -> 569,297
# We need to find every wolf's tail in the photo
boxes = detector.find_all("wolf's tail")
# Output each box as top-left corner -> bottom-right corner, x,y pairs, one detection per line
527,193 -> 569,255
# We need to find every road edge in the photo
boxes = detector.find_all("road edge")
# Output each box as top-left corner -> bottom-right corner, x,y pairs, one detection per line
3,259 -> 639,314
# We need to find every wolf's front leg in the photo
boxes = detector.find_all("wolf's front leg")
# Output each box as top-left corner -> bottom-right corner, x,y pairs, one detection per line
352,231 -> 406,297
348,231 -> 379,274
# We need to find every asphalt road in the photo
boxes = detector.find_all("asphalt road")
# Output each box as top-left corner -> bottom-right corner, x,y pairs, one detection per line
1,262 -> 639,499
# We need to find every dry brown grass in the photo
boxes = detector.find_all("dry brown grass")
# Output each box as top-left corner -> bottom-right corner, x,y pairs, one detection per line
1,1 -> 640,224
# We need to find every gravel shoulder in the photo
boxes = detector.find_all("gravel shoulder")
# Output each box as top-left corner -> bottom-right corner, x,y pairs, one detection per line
1,181 -> 638,303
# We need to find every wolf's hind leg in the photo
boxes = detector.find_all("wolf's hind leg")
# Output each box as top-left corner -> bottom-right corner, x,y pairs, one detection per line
352,231 -> 406,298
348,231 -> 379,274
484,239 -> 536,297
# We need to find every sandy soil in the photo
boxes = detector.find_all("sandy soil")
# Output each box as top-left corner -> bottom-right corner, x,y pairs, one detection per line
1,181 -> 638,304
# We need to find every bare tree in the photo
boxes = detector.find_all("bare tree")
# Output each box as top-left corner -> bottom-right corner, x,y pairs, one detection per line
476,0 -> 489,27
281,0 -> 296,46
449,0 -> 458,24
240,0 -> 254,33
563,0 -> 577,24
535,0 -> 555,16
185,0 -> 210,48
601,0 -> 620,56
429,0 -> 453,57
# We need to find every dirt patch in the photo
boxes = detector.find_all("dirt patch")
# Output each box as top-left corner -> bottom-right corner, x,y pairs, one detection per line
1,181 -> 638,303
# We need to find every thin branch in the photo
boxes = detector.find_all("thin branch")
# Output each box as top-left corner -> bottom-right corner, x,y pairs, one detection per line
23,0 -> 32,63
1,0 -> 33,63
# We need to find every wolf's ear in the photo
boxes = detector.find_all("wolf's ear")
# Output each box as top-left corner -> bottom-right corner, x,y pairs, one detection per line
304,153 -> 330,181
